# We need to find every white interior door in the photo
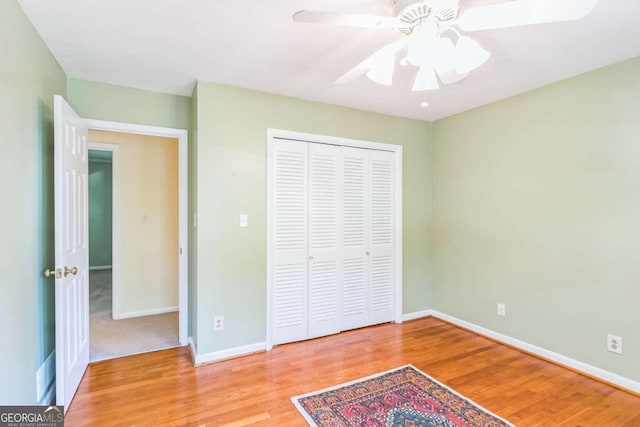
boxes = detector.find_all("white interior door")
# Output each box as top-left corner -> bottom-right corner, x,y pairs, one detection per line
271,140 -> 309,345
368,149 -> 395,324
54,95 -> 89,412
307,143 -> 341,339
340,146 -> 370,330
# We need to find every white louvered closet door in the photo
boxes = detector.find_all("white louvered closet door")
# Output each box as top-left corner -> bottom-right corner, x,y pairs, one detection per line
368,149 -> 395,325
307,143 -> 341,339
272,140 -> 309,345
340,147 -> 370,330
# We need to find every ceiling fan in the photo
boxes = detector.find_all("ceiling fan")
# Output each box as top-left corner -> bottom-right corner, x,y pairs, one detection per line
293,0 -> 599,104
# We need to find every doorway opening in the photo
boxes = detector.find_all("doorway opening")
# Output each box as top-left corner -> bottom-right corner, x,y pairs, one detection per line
86,123 -> 187,361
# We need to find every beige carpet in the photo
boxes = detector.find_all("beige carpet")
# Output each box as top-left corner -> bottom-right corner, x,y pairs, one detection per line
90,269 -> 179,361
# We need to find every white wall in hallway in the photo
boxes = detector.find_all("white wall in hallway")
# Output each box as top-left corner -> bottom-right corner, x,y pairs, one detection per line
89,130 -> 179,317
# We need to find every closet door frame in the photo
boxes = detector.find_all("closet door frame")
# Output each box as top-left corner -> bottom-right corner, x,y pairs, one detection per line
266,128 -> 403,351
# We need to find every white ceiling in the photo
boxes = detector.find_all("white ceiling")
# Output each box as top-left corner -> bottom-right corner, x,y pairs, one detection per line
18,0 -> 640,121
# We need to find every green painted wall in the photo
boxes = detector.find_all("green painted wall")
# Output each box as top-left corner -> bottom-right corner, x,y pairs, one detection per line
67,78 -> 191,130
432,57 -> 640,382
194,81 -> 433,354
88,159 -> 113,267
0,0 -> 67,403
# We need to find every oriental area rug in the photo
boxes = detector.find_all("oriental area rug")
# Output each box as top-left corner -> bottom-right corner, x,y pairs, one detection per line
292,365 -> 513,427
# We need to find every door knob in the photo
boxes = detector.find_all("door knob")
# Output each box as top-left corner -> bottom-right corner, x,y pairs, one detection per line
309,255 -> 314,261
64,266 -> 78,277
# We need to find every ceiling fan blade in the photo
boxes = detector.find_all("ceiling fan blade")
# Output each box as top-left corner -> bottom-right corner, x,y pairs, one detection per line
335,63 -> 370,85
435,67 -> 469,85
293,10 -> 399,29
335,41 -> 405,85
457,0 -> 599,32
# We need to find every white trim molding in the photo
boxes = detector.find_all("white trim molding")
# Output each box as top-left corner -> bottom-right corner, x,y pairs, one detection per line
114,306 -> 179,320
192,342 -> 266,366
429,310 -> 640,395
393,145 -> 403,324
265,128 -> 404,350
86,120 -> 189,346
88,142 -> 122,323
402,310 -> 435,322
85,119 -> 188,139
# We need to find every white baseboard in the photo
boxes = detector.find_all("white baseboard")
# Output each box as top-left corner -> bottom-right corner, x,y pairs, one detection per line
429,310 -> 640,395
192,342 -> 266,366
188,337 -> 197,365
89,265 -> 112,271
37,351 -> 56,405
402,309 -> 435,322
114,306 -> 178,320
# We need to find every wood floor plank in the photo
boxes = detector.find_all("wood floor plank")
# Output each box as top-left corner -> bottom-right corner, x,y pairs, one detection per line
65,317 -> 640,426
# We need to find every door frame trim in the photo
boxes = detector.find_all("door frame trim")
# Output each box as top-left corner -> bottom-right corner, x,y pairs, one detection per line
87,142 -> 122,322
85,119 -> 189,346
265,128 -> 403,351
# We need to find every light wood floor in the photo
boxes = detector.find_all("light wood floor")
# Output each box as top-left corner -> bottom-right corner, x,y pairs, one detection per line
65,317 -> 640,426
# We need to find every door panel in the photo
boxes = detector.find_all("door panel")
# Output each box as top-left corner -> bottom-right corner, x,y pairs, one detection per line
368,150 -> 395,324
340,147 -> 370,330
54,95 -> 89,413
272,140 -> 308,345
308,143 -> 340,338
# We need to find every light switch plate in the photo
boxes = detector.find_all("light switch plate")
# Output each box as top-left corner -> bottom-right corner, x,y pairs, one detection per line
240,214 -> 248,227
497,303 -> 506,317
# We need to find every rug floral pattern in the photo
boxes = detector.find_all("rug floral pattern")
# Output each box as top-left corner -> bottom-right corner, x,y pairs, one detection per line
293,365 -> 513,427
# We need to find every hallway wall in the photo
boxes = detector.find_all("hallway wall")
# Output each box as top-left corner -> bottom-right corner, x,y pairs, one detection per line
88,130 -> 179,318
89,157 -> 113,268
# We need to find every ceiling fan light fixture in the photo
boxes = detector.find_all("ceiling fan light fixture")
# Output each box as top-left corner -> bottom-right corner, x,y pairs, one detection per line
406,21 -> 439,67
412,66 -> 439,91
433,37 -> 456,69
435,66 -> 469,85
455,36 -> 490,74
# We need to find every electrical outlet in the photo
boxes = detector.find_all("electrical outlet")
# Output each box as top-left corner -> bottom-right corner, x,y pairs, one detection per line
607,334 -> 622,355
214,315 -> 224,331
497,303 -> 506,317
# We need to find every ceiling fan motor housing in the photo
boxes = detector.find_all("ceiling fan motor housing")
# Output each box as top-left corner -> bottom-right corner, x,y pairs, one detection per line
388,0 -> 460,35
